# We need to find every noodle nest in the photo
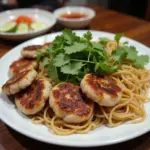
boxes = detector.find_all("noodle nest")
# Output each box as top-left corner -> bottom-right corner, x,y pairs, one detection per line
32,41 -> 150,135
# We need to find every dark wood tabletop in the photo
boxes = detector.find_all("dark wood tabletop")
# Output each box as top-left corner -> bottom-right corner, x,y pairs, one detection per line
0,6 -> 150,150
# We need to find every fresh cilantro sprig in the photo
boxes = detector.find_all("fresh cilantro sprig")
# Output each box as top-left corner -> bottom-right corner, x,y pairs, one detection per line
114,33 -> 124,43
99,37 -> 109,46
112,45 -> 149,67
37,29 -> 149,85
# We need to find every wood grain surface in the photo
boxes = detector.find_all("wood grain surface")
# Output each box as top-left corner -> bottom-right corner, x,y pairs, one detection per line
0,6 -> 150,150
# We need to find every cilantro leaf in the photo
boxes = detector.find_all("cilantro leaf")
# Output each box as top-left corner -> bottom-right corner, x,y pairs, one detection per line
52,53 -> 70,67
123,41 -> 129,45
111,65 -> 119,71
62,29 -> 77,45
124,46 -> 137,60
93,55 -> 97,64
96,61 -> 112,73
38,29 -> 150,85
111,47 -> 127,64
46,62 -> 59,83
99,37 -> 109,46
94,63 -> 99,72
36,49 -> 47,62
61,62 -> 84,75
114,33 -> 124,43
92,42 -> 105,51
53,35 -> 64,46
135,55 -> 149,67
64,42 -> 87,54
111,45 -> 149,67
83,31 -> 92,41
99,63 -> 110,73
47,46 -> 52,53
52,35 -> 65,53
42,57 -> 49,68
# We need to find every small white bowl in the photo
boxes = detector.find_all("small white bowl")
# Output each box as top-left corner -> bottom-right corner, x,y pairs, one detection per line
0,8 -> 56,40
53,6 -> 95,28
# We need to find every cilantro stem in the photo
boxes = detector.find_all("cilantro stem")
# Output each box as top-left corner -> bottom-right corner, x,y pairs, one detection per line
88,50 -> 91,62
70,59 -> 94,64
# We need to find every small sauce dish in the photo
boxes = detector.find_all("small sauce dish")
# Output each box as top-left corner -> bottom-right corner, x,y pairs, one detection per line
54,6 -> 96,28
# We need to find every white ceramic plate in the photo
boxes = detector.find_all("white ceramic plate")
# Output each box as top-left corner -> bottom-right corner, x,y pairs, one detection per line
0,31 -> 150,147
0,8 -> 56,40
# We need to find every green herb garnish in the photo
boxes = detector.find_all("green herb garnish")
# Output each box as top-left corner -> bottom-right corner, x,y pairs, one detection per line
114,33 -> 124,43
37,29 -> 149,85
112,46 -> 149,67
99,37 -> 109,46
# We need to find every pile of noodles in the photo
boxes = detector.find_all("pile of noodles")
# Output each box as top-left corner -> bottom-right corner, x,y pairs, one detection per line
31,40 -> 150,135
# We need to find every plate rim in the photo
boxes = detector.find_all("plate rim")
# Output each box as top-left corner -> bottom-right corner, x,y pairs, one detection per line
0,30 -> 150,147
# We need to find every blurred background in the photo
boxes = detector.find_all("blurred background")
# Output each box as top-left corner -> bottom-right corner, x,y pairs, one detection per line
0,0 -> 149,20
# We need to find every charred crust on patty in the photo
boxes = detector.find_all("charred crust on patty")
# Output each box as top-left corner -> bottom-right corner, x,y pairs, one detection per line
52,83 -> 92,116
23,45 -> 43,51
15,78 -> 51,115
2,69 -> 37,95
16,79 -> 45,109
85,74 -> 122,98
2,70 -> 31,90
10,58 -> 38,75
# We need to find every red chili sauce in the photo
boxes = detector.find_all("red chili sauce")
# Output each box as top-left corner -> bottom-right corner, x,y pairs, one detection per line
60,12 -> 88,19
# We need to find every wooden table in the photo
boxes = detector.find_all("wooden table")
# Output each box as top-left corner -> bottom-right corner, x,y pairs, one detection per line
0,6 -> 150,150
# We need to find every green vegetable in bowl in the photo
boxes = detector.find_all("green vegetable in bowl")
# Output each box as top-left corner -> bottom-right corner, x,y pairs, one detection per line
0,22 -> 17,33
16,23 -> 29,33
31,22 -> 47,31
0,20 -> 47,33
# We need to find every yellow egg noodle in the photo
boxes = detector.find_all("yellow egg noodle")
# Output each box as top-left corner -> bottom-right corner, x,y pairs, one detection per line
32,40 -> 150,135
